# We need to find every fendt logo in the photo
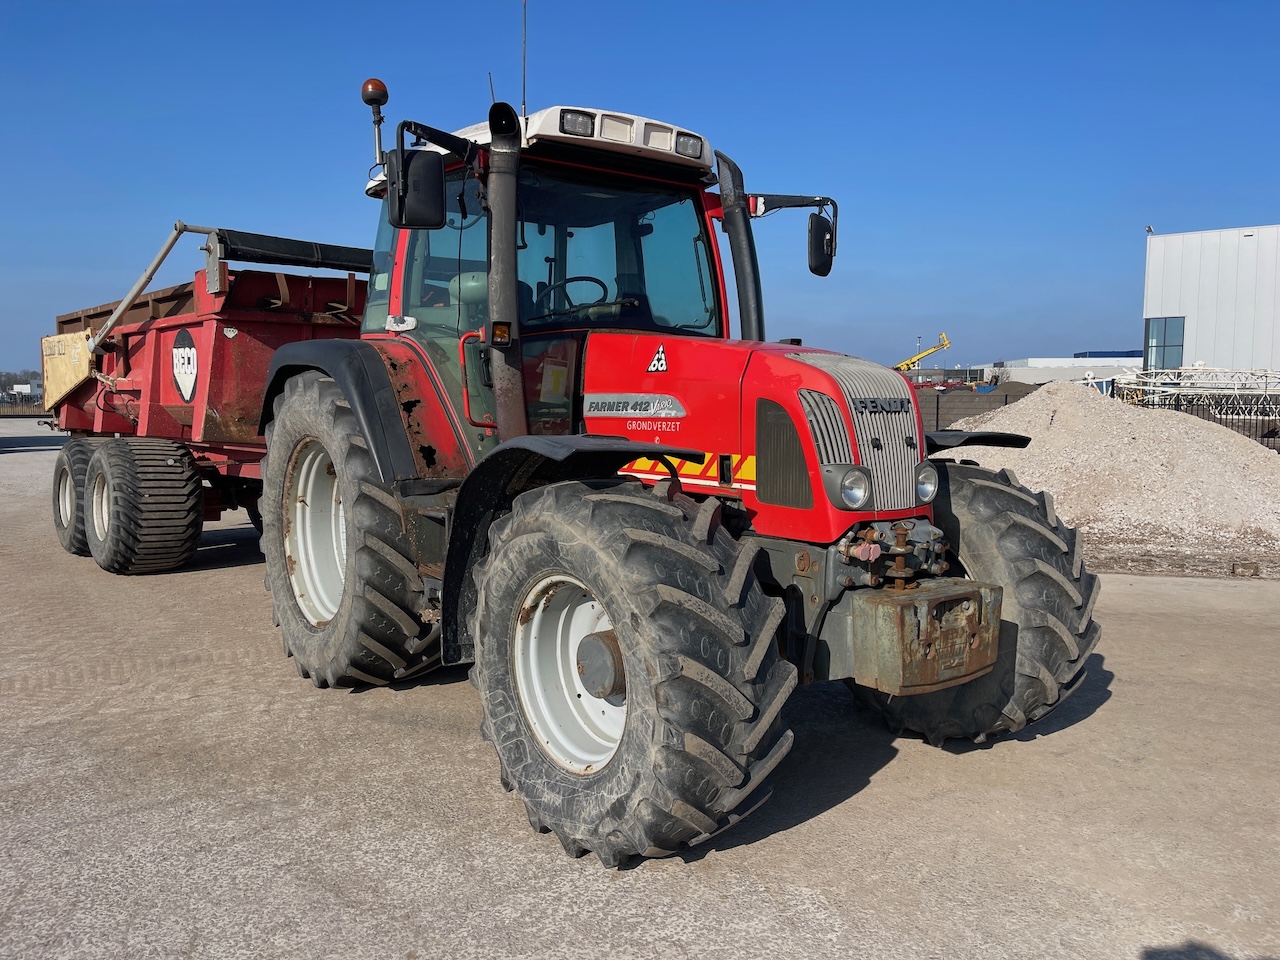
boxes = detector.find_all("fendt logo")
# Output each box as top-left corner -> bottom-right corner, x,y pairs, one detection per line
172,329 -> 198,403
850,397 -> 912,414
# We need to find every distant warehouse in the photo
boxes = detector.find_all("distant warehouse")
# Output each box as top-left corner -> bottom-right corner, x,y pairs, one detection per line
1143,223 -> 1280,371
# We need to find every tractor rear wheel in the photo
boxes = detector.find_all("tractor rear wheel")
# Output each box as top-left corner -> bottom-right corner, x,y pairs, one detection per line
470,479 -> 797,867
853,462 -> 1101,744
83,438 -> 204,574
261,371 -> 435,687
52,438 -> 101,556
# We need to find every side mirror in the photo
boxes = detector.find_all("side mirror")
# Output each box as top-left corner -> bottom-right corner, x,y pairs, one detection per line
386,148 -> 446,229
808,212 -> 834,277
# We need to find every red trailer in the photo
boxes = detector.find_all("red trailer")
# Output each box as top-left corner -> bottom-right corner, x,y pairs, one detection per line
44,224 -> 370,564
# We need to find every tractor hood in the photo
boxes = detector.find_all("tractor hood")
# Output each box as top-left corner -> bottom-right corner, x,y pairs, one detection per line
580,332 -> 929,542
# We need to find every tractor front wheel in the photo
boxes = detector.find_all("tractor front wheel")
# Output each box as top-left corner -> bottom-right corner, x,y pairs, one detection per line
471,480 -> 797,866
853,462 -> 1102,744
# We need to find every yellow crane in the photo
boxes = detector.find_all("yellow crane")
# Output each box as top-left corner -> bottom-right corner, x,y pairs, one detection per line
894,332 -> 951,371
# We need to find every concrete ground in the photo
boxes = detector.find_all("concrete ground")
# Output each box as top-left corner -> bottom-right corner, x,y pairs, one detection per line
0,420 -> 1276,960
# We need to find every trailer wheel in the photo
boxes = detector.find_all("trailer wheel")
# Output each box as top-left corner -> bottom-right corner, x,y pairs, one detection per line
471,480 -> 796,866
52,438 -> 100,556
261,372 -> 431,687
853,463 -> 1102,744
83,438 -> 204,575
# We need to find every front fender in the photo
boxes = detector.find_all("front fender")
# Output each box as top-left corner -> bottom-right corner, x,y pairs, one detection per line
441,436 -> 704,664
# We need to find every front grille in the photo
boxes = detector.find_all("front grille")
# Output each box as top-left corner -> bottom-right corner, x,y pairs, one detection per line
755,398 -> 813,509
788,353 -> 919,511
798,389 -> 852,464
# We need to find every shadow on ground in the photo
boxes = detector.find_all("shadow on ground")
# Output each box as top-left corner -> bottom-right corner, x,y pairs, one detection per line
940,652 -> 1115,756
675,652 -> 1116,861
677,681 -> 899,861
0,434 -> 64,454
182,525 -> 264,572
1143,942 -> 1276,960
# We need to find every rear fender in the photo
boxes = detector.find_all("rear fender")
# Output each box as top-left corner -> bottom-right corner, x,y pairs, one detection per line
442,436 -> 705,664
258,339 -> 419,484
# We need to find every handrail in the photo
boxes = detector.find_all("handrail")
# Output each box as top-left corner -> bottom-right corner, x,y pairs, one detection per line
458,331 -> 497,429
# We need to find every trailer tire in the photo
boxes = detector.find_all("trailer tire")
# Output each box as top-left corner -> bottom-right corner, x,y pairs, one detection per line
471,480 -> 796,867
84,438 -> 204,575
852,463 -> 1101,744
261,372 -> 432,688
52,438 -> 101,556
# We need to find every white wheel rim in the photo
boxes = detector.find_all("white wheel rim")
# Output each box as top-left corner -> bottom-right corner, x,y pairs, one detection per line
514,575 -> 626,774
90,469 -> 109,542
56,464 -> 74,527
284,438 -> 346,625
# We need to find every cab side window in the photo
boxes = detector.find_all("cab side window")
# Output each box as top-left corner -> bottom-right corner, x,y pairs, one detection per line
361,199 -> 396,333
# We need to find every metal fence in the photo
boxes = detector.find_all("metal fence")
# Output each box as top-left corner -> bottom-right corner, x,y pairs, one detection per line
919,386 -> 1040,432
1146,396 -> 1280,454
1112,371 -> 1280,455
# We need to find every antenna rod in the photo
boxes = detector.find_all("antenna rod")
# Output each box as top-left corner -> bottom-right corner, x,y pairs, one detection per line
522,0 -> 527,118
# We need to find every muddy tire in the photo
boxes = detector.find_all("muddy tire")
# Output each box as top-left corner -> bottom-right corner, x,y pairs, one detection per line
261,372 -> 437,688
52,438 -> 100,556
471,480 -> 797,867
83,438 -> 204,574
853,463 -> 1102,744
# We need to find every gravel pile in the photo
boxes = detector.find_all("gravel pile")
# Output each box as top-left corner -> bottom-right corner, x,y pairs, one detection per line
947,381 -> 1280,577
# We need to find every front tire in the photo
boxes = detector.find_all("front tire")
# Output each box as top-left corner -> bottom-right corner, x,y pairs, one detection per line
471,480 -> 797,866
261,372 -> 436,687
854,463 -> 1102,744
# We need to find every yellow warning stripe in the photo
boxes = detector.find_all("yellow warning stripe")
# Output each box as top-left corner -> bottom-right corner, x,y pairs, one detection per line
622,454 -> 756,491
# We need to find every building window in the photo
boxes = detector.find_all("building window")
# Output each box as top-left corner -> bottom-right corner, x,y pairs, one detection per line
1144,317 -> 1184,370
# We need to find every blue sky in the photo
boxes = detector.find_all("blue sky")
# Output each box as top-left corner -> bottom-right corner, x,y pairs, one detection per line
2,1 -> 1277,371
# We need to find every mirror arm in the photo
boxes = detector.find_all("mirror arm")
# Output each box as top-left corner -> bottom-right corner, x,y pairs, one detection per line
749,194 -> 838,256
397,120 -> 483,166
394,120 -> 485,202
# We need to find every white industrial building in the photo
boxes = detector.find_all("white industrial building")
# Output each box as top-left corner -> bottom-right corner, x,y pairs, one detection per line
986,356 -> 1138,385
1143,223 -> 1280,371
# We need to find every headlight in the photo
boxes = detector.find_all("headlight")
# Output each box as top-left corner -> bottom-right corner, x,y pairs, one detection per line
840,468 -> 872,509
916,462 -> 939,503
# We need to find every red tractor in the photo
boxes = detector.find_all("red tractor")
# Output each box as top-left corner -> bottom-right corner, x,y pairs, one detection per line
45,80 -> 1100,867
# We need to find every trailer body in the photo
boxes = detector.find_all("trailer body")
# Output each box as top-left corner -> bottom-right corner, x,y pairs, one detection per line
46,238 -> 369,518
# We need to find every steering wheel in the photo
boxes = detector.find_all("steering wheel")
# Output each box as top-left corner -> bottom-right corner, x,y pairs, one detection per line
534,276 -> 609,315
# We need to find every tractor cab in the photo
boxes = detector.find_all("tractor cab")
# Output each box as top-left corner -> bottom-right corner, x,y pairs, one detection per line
360,101 -> 836,462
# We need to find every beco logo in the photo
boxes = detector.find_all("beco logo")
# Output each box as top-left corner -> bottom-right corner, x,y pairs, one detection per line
172,329 -> 198,403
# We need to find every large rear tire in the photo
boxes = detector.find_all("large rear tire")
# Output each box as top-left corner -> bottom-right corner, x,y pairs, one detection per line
853,463 -> 1102,744
52,438 -> 100,556
261,371 -> 437,688
83,438 -> 204,574
471,480 -> 797,866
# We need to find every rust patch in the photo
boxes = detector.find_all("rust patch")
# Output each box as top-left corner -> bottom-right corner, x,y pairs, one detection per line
520,580 -> 572,626
376,348 -> 459,479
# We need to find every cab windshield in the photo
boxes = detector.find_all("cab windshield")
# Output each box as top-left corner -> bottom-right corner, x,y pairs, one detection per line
388,160 -> 722,341
513,163 -> 721,336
